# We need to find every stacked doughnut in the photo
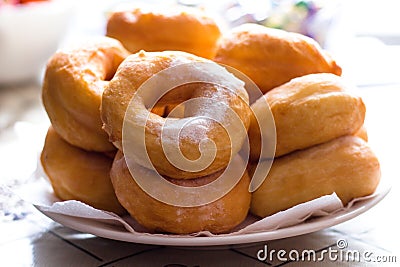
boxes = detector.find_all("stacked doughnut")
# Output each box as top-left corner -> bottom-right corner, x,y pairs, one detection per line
102,50 -> 253,234
105,6 -> 254,234
41,37 -> 130,215
247,73 -> 380,217
40,6 -> 253,234
106,5 -> 221,59
39,5 -> 381,235
213,24 -> 380,218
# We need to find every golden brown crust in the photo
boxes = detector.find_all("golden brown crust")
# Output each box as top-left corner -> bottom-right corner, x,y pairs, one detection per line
110,151 -> 251,234
249,73 -> 366,159
250,136 -> 381,218
106,6 -> 221,59
40,127 -> 126,215
101,51 -> 200,150
42,37 -> 130,152
101,50 -> 251,179
214,23 -> 342,94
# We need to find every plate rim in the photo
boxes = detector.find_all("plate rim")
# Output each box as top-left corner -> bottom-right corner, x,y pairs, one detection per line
37,185 -> 390,247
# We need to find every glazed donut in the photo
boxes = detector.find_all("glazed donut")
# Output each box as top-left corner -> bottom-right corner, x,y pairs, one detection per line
42,37 -> 130,152
249,73 -> 366,159
214,23 -> 342,94
106,6 -> 221,59
250,136 -> 381,218
101,50 -> 251,179
40,127 -> 125,215
110,151 -> 251,234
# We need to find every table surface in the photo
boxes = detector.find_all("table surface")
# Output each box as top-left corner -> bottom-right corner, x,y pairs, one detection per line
1,33 -> 400,266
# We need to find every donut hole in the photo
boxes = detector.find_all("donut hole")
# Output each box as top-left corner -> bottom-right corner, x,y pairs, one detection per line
150,104 -> 185,118
104,71 -> 115,82
146,83 -> 196,118
103,58 -> 124,82
146,82 -> 237,118
147,82 -> 215,119
139,82 -> 248,175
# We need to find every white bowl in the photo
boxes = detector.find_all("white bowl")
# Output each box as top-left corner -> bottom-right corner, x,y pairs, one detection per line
0,0 -> 73,84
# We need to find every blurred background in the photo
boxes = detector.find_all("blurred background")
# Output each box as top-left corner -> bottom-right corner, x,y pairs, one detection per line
1,0 -> 400,86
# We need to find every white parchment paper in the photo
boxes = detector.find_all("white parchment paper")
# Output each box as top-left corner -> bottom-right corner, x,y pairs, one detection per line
14,163 -> 385,238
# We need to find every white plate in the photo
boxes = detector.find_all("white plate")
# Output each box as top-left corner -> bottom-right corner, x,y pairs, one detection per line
37,186 -> 390,247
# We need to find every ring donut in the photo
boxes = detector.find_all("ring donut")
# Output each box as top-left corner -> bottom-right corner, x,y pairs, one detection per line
106,6 -> 221,59
41,127 -> 126,215
110,151 -> 251,234
214,23 -> 342,94
249,73 -> 366,159
42,37 -> 130,152
101,51 -> 252,179
250,136 -> 381,218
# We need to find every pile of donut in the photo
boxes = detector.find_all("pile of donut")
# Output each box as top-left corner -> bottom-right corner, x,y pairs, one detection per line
40,5 -> 381,234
